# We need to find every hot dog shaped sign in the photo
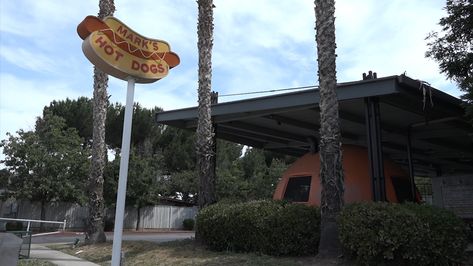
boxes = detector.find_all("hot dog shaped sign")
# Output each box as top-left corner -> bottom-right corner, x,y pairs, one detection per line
78,16 -> 180,83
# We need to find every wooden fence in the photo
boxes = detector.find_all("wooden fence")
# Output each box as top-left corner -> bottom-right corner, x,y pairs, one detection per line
0,200 -> 197,230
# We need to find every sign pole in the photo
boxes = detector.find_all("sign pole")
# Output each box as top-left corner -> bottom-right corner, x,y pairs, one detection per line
111,77 -> 135,266
78,17 -> 179,265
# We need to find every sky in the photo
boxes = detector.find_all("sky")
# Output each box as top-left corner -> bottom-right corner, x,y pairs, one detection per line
0,0 -> 460,152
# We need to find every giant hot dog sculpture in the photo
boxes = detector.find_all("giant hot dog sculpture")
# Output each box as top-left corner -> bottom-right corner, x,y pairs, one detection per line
78,16 -> 180,83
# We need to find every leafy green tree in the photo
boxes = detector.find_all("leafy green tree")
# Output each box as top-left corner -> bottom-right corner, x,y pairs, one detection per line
159,170 -> 199,203
215,140 -> 245,201
240,148 -> 287,200
0,113 -> 89,228
0,169 -> 11,200
103,155 -> 119,207
426,0 -> 473,123
159,127 -> 196,172
45,97 -> 93,142
216,139 -> 242,167
126,149 -> 162,230
252,158 -> 287,199
105,103 -> 164,151
215,147 -> 288,202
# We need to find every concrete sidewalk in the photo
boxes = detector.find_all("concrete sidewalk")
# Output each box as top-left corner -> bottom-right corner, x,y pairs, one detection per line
29,244 -> 100,266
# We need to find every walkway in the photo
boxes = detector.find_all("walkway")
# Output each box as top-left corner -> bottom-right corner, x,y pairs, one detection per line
29,244 -> 100,266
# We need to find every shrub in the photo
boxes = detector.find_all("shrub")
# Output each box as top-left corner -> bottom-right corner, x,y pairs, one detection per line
182,218 -> 195,230
261,203 -> 320,256
5,221 -> 24,231
196,200 -> 281,252
196,200 -> 321,256
338,202 -> 468,265
403,203 -> 468,265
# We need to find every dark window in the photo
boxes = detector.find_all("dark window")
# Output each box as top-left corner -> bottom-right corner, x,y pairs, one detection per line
391,176 -> 415,202
283,176 -> 311,202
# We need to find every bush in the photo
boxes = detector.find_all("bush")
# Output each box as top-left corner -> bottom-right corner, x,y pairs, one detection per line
5,221 -> 24,231
261,203 -> 320,256
338,202 -> 468,265
182,218 -> 195,230
403,203 -> 468,265
196,200 -> 320,256
196,200 -> 281,252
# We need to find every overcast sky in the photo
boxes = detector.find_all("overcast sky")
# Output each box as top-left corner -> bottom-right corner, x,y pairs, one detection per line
0,0 -> 459,149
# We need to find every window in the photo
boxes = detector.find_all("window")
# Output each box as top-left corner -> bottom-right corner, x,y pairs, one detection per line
391,176 -> 415,202
283,176 -> 311,202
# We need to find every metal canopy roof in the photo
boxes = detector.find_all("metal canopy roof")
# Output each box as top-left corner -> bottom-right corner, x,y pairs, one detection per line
155,75 -> 473,176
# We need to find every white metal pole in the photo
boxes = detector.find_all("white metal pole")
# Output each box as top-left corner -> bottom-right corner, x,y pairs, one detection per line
111,77 -> 135,266
63,219 -> 66,231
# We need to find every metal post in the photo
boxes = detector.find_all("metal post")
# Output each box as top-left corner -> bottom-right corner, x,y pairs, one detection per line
27,221 -> 31,232
63,219 -> 66,231
111,77 -> 135,266
365,97 -> 386,201
406,126 -> 416,202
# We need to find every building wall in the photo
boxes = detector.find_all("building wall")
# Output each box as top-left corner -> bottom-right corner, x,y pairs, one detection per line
432,175 -> 473,219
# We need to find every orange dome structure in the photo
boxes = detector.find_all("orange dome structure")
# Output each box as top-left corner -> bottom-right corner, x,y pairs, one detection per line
273,145 -> 421,205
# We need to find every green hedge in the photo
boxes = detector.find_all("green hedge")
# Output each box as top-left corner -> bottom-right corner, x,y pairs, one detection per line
261,203 -> 320,256
338,202 -> 468,265
403,203 -> 468,265
182,218 -> 195,230
196,200 -> 320,255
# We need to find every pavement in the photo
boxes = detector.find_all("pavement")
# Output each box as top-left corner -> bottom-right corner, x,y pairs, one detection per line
0,233 -> 23,266
26,231 -> 195,265
30,244 -> 100,266
31,231 -> 195,244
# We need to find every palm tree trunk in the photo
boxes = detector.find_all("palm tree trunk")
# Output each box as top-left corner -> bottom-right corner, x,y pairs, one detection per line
314,0 -> 344,258
196,0 -> 216,210
86,0 -> 115,244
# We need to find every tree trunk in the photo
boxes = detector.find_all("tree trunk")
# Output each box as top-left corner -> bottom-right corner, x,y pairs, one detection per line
195,0 -> 216,243
86,66 -> 108,244
86,0 -> 115,245
136,206 -> 141,231
196,0 -> 216,211
314,0 -> 344,258
40,200 -> 46,232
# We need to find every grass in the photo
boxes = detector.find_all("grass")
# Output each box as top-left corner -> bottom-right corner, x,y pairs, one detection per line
49,239 -> 352,266
18,259 -> 55,266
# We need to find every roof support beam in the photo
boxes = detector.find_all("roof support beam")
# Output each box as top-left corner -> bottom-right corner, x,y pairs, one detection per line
222,121 -> 309,144
365,97 -> 386,202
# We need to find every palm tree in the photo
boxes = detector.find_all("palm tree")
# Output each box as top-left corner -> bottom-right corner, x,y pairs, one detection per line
85,0 -> 115,244
196,0 -> 216,210
314,0 -> 344,257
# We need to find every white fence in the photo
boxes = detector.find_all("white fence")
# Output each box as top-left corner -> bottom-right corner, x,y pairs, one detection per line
0,217 -> 66,232
0,200 -> 197,230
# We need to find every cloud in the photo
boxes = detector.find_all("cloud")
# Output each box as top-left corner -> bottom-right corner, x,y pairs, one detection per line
0,0 -> 96,39
0,73 -> 83,138
0,46 -> 58,73
0,0 -> 463,154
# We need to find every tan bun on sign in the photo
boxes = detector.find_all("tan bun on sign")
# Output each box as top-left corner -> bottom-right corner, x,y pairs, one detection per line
77,16 -> 180,83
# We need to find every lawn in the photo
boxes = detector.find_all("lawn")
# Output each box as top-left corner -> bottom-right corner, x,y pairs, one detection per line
17,259 -> 55,266
49,239 -> 353,266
